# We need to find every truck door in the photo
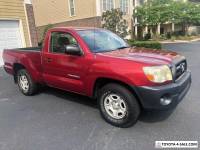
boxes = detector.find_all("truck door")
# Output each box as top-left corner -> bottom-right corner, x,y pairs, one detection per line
42,31 -> 87,94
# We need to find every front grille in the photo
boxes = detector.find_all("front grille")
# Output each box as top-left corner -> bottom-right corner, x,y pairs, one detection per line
175,60 -> 187,80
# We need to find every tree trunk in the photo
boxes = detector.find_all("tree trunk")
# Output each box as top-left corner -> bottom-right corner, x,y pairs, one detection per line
172,23 -> 175,32
182,23 -> 187,35
143,26 -> 148,38
135,25 -> 138,38
185,25 -> 190,35
157,24 -> 161,35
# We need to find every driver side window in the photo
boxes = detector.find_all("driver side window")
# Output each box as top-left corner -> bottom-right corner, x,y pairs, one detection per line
50,32 -> 78,53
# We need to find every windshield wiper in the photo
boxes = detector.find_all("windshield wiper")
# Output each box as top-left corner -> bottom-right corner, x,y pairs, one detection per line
93,46 -> 130,53
116,46 -> 130,49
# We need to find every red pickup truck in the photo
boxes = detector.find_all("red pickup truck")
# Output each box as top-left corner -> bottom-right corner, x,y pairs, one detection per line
3,27 -> 191,127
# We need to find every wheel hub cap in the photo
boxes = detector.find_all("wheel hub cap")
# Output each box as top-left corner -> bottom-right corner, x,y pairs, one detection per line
104,94 -> 127,119
19,75 -> 29,92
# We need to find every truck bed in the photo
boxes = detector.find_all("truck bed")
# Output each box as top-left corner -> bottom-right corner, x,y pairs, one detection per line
8,47 -> 42,52
3,47 -> 43,79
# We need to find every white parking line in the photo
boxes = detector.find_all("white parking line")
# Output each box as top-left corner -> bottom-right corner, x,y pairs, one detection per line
0,98 -> 10,102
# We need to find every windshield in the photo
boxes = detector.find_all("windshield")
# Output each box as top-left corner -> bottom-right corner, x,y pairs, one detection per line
77,29 -> 129,53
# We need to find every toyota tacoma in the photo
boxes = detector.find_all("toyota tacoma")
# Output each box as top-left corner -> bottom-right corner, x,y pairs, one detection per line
3,27 -> 191,127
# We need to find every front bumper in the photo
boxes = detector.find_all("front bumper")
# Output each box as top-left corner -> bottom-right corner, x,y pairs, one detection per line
134,71 -> 191,110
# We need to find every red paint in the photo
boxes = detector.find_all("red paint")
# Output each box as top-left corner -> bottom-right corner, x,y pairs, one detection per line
3,27 -> 181,97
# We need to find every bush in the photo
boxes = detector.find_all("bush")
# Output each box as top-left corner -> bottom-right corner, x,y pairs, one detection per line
144,33 -> 151,40
128,40 -> 161,49
102,9 -> 129,38
166,32 -> 172,39
172,31 -> 185,36
159,34 -> 168,40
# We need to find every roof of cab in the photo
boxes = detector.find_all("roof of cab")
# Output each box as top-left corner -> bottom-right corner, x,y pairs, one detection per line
50,27 -> 101,31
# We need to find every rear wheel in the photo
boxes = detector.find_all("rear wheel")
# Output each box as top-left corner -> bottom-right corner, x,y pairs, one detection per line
17,69 -> 37,96
98,83 -> 140,128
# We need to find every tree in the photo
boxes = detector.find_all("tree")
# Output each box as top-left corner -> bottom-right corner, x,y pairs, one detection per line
39,24 -> 54,46
102,9 -> 129,38
134,0 -> 200,37
134,0 -> 173,36
178,2 -> 200,34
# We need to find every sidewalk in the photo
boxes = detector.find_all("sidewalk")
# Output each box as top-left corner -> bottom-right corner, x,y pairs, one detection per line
0,50 -> 4,67
160,38 -> 200,44
0,52 -> 3,66
0,59 -> 3,67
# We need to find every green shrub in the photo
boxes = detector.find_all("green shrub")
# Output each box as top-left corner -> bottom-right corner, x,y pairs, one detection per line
159,34 -> 168,40
144,33 -> 151,40
171,36 -> 176,41
166,32 -> 172,39
127,40 -> 161,49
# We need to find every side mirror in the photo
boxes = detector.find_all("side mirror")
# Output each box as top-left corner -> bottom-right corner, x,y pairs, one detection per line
65,45 -> 82,56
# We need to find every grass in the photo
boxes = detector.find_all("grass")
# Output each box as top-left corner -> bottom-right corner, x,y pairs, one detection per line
127,40 -> 162,49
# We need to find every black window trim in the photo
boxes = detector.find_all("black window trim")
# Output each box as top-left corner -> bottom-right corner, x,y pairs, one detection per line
49,31 -> 84,55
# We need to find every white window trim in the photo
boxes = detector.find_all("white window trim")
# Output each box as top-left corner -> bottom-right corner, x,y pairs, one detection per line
120,0 -> 129,15
101,0 -> 115,12
68,0 -> 76,17
24,0 -> 32,4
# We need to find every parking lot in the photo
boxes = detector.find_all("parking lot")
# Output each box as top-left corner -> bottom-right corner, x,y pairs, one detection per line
0,42 -> 200,150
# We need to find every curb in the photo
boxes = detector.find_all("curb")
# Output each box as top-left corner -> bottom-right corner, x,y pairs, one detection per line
160,38 -> 200,44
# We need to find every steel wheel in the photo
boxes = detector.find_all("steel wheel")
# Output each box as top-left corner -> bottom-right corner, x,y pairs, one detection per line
99,83 -> 140,128
19,75 -> 29,92
17,69 -> 38,96
103,93 -> 127,119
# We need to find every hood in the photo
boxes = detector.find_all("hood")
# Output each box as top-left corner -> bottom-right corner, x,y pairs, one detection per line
97,47 -> 181,65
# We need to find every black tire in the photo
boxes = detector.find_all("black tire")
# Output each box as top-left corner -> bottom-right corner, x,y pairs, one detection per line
98,83 -> 140,128
17,69 -> 37,96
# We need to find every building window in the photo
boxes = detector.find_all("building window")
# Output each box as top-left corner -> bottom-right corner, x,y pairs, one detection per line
69,0 -> 75,16
102,0 -> 114,11
139,0 -> 145,5
120,0 -> 129,14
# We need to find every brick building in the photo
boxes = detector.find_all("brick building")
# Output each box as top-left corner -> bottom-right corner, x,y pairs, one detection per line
32,0 -> 139,41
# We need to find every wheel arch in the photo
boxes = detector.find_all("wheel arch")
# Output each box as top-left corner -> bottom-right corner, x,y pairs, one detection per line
93,77 -> 142,108
13,63 -> 26,83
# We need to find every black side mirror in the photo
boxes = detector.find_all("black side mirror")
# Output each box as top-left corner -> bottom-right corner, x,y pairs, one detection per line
65,45 -> 82,56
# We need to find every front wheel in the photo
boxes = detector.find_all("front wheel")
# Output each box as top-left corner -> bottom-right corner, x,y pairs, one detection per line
17,69 -> 37,96
98,83 -> 140,128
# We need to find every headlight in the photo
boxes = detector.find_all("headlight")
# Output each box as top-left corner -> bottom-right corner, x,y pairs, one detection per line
143,65 -> 172,83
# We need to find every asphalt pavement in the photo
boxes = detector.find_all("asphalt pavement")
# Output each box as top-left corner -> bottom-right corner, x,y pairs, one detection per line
0,41 -> 200,150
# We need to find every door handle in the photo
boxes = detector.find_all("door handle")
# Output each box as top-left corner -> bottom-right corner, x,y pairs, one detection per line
45,58 -> 52,63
